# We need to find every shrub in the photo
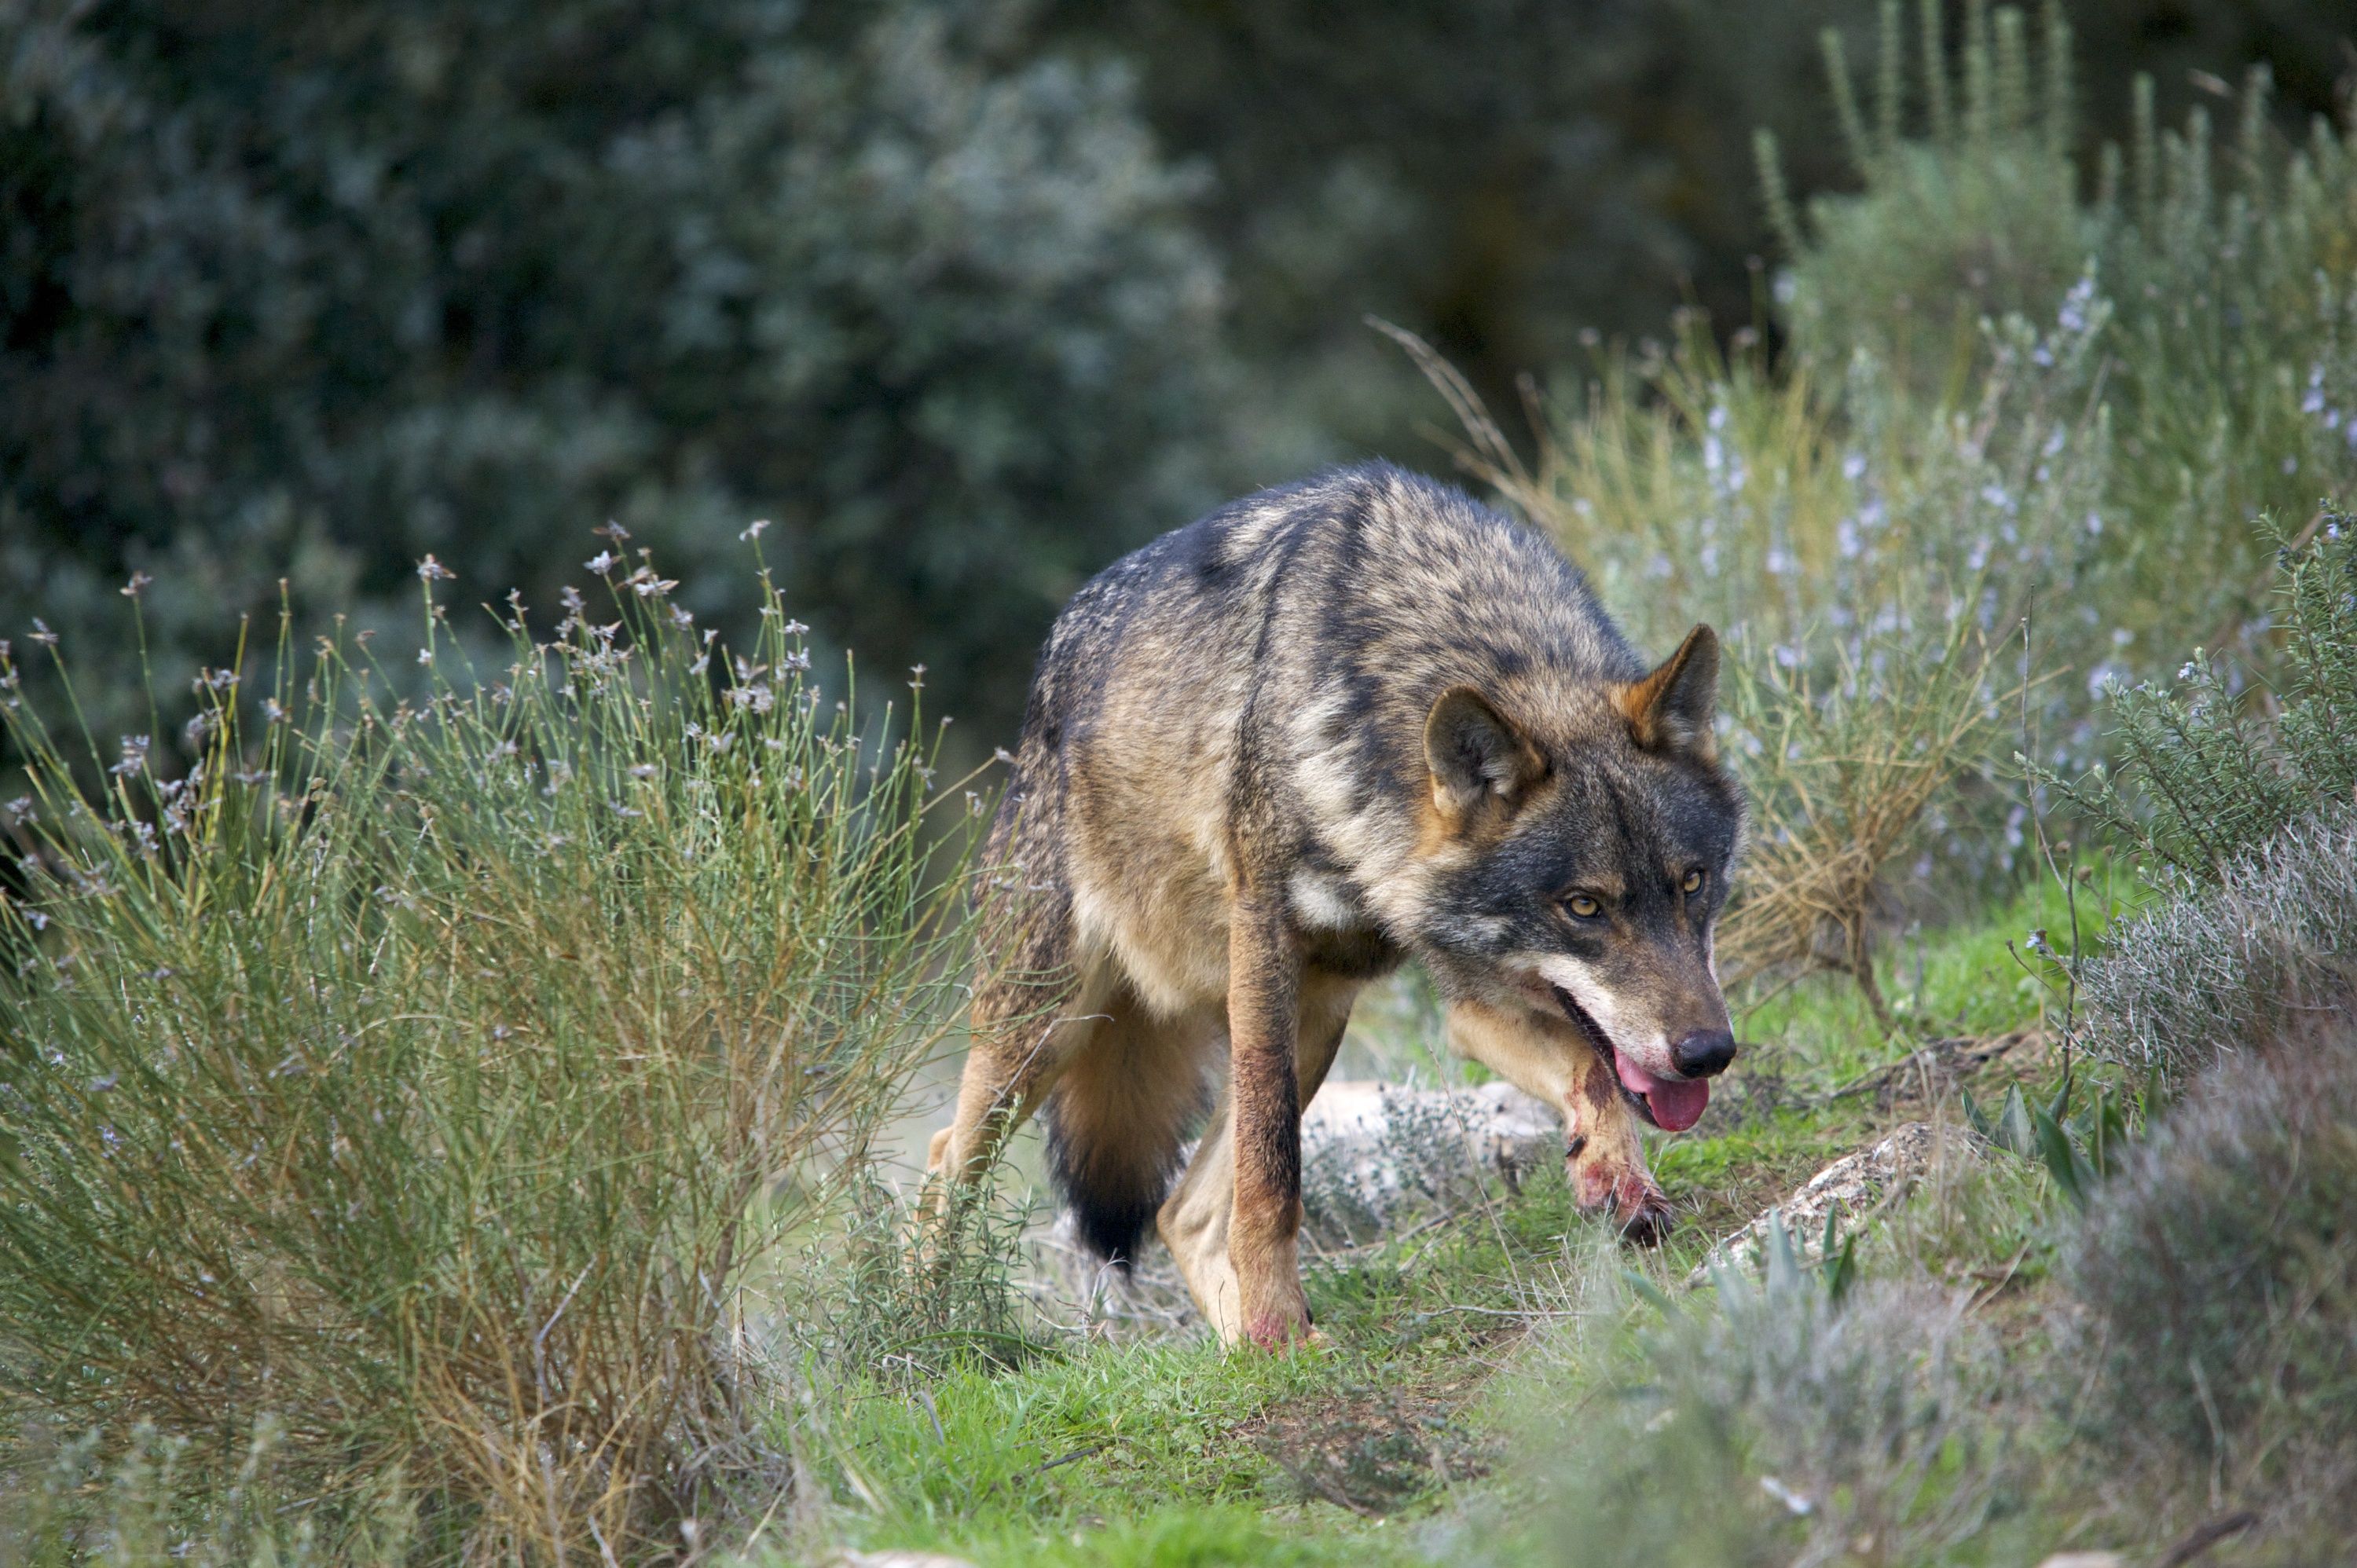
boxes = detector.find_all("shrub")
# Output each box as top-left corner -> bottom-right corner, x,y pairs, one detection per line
1764,4 -> 2357,650
1715,614 -> 2003,1022
1511,1227 -> 2022,1568
1761,1 -> 2089,394
783,1166 -> 1039,1382
1,1418 -> 418,1567
0,555 -> 975,1556
2061,1026 -> 2357,1537
2076,804 -> 2357,1083
0,0 -> 1233,747
2053,512 -> 2357,883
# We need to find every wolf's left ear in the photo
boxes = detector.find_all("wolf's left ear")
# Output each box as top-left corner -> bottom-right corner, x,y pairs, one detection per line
1616,624 -> 1719,763
1426,686 -> 1546,822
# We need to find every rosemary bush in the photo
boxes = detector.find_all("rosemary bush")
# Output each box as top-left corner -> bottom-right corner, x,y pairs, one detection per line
0,553 -> 976,1559
1512,1228 -> 2018,1568
1765,1 -> 2357,643
2076,804 -> 2357,1082
2062,1027 -> 2357,1539
2052,512 -> 2357,883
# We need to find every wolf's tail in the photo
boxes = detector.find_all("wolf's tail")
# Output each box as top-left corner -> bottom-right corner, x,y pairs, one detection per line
1042,1024 -> 1208,1269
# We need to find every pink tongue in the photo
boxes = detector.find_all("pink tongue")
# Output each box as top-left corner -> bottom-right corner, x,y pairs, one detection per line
1615,1056 -> 1710,1133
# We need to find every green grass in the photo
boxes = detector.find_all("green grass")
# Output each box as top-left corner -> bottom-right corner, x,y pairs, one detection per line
792,1174 -> 1599,1565
774,876 -> 2106,1567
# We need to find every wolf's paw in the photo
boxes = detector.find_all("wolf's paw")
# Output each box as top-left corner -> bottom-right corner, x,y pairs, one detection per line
1241,1311 -> 1317,1351
1237,1291 -> 1317,1352
1612,1184 -> 1673,1247
1569,1144 -> 1673,1245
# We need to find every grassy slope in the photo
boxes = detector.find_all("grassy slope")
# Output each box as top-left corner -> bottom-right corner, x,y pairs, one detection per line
786,875 -> 2122,1567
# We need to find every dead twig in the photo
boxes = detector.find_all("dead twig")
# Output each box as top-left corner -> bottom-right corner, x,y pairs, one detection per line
2154,1509 -> 2260,1568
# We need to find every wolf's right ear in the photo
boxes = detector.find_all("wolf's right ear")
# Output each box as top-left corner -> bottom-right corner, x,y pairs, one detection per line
1616,624 -> 1720,763
1425,687 -> 1545,822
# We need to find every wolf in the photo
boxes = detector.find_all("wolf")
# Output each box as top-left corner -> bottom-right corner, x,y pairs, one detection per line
925,462 -> 1743,1348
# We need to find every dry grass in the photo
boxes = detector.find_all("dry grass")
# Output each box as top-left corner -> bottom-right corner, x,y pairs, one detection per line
1715,615 -> 2007,1022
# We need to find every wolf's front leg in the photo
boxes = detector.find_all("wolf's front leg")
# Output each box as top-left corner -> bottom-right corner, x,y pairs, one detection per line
1162,969 -> 1357,1346
1222,893 -> 1314,1349
1446,1000 -> 1672,1244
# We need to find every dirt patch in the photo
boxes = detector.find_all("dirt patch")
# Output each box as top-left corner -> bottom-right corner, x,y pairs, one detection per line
1673,1140 -> 1846,1239
1242,1379 -> 1495,1515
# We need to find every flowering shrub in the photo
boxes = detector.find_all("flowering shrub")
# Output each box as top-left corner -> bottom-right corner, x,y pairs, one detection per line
0,544 -> 977,1557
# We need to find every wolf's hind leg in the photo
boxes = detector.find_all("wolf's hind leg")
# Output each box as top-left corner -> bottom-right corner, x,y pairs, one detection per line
1159,969 -> 1357,1346
1042,991 -> 1220,1268
1446,1000 -> 1671,1244
926,958 -> 1105,1198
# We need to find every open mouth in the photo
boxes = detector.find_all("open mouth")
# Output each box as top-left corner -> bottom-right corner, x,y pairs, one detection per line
1549,984 -> 1710,1133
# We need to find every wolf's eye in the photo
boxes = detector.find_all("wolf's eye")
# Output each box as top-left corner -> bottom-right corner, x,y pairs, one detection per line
1565,893 -> 1601,919
1681,868 -> 1706,896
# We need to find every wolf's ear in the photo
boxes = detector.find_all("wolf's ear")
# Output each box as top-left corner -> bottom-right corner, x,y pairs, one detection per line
1425,687 -> 1546,821
1616,624 -> 1719,762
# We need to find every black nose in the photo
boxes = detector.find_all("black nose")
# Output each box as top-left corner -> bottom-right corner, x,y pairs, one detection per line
1670,1029 -> 1737,1079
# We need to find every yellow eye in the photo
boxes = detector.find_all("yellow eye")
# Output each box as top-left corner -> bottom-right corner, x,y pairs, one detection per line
1566,894 -> 1601,919
1681,869 -> 1706,896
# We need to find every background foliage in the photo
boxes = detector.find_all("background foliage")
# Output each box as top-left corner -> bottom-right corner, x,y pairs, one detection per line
5,0 -> 2352,751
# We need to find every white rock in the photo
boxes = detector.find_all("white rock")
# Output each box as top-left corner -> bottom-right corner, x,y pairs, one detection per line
1298,1079 -> 1560,1244
1691,1121 -> 1957,1284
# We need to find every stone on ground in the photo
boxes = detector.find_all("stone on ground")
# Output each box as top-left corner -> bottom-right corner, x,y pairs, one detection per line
1688,1121 -> 1961,1284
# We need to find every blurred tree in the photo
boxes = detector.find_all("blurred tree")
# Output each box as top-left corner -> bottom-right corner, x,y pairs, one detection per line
3,0 -> 2348,753
1039,0 -> 1879,459
0,0 -> 1233,744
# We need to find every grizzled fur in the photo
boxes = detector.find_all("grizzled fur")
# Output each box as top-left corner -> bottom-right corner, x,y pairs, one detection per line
926,463 -> 1745,1348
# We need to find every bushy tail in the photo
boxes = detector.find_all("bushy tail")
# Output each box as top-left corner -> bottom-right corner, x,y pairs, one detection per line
1043,1033 -> 1208,1269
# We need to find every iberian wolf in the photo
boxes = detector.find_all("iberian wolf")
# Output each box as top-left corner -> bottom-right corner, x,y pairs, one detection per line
926,462 -> 1743,1347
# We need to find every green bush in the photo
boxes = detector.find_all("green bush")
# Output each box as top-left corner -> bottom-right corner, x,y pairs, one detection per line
0,555 -> 974,1557
1761,1 -> 2089,394
0,0 -> 1233,746
2062,1027 -> 2357,1537
2076,804 -> 2357,1082
1764,4 -> 2357,645
2054,513 -> 2357,883
1508,1227 -> 2022,1568
2,1418 -> 416,1567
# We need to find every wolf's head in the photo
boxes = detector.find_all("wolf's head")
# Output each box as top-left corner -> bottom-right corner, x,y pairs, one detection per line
1406,625 -> 1743,1132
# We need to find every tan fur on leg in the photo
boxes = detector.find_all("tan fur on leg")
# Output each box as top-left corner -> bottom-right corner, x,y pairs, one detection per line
923,959 -> 1110,1234
1446,999 -> 1671,1242
1161,968 -> 1357,1346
